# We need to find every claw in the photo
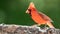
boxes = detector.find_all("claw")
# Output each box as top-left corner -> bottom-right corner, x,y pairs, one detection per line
31,24 -> 41,28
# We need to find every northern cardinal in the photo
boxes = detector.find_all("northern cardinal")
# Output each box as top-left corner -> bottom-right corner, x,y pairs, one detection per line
26,2 -> 55,28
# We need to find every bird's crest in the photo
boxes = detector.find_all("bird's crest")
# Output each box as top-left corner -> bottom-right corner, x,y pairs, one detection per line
28,2 -> 35,9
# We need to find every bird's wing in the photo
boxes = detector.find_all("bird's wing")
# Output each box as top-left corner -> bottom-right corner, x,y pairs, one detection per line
38,11 -> 53,22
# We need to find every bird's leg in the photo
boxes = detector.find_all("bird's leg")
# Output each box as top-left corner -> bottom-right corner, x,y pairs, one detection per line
44,23 -> 47,29
31,24 -> 41,28
31,24 -> 38,27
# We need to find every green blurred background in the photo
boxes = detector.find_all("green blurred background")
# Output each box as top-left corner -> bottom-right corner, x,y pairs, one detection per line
0,0 -> 60,28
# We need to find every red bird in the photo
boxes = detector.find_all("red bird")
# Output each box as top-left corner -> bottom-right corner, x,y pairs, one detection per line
26,2 -> 55,28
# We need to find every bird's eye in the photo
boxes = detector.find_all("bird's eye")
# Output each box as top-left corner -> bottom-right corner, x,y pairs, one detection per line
28,9 -> 31,11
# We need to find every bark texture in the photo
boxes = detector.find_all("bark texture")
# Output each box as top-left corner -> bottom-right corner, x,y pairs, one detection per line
0,24 -> 60,34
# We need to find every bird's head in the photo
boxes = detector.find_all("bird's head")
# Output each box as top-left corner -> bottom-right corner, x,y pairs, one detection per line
26,2 -> 35,14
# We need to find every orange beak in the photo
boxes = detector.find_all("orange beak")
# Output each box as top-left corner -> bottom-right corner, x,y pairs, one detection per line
26,10 -> 29,14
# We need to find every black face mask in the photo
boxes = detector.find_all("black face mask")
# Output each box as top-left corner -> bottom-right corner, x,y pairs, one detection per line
28,9 -> 32,16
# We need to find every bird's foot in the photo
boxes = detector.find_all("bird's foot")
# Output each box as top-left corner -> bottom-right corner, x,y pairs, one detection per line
31,24 -> 38,28
43,26 -> 47,29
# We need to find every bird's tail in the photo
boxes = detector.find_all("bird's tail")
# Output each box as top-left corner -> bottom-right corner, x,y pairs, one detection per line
47,22 -> 55,28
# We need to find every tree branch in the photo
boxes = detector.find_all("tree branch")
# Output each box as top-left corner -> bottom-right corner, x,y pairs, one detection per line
0,24 -> 60,34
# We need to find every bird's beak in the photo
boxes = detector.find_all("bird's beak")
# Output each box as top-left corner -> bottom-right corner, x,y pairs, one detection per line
26,10 -> 29,14
26,2 -> 35,14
